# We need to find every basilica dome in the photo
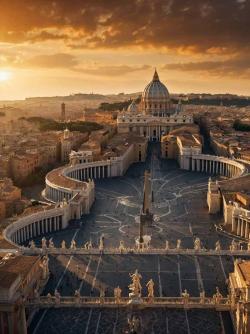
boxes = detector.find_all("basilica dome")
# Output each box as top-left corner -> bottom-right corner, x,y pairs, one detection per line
127,100 -> 138,113
141,70 -> 172,116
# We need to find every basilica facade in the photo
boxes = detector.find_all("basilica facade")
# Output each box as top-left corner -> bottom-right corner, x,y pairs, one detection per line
117,70 -> 193,141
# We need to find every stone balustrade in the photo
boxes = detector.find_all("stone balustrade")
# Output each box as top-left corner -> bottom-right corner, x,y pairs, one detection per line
26,295 -> 232,310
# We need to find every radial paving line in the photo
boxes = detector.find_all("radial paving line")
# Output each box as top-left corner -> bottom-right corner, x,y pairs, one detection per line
84,309 -> 93,334
219,256 -> 227,281
157,256 -> 163,297
94,312 -> 102,334
91,254 -> 102,290
112,309 -> 119,334
219,311 -> 226,334
194,256 -> 204,291
165,314 -> 169,334
79,256 -> 92,292
177,255 -> 182,294
185,310 -> 191,334
33,227 -> 81,334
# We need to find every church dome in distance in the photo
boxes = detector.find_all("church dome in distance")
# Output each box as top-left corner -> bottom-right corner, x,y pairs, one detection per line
142,69 -> 170,101
127,100 -> 138,113
141,69 -> 171,116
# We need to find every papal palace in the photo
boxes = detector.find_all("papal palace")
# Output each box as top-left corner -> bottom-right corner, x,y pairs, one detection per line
1,70 -> 250,334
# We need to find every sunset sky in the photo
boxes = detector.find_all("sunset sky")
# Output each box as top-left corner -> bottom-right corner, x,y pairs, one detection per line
0,0 -> 249,100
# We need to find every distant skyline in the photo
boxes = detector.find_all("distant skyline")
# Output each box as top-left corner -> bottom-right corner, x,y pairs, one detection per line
0,0 -> 249,100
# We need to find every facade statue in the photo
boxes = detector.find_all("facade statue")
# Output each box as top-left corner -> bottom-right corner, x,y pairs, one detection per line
34,288 -> 40,300
119,240 -> 125,253
176,239 -> 181,249
200,290 -> 205,304
129,269 -> 142,299
146,279 -> 154,299
41,237 -> 47,249
213,287 -> 222,304
41,255 -> 49,279
230,239 -> 237,251
61,240 -> 66,249
70,239 -> 76,249
47,293 -> 52,302
114,286 -> 122,303
30,240 -> 35,249
99,235 -> 104,251
99,288 -> 105,303
194,238 -> 201,251
74,289 -> 80,303
182,289 -> 190,304
215,241 -> 221,251
49,238 -> 54,248
54,289 -> 61,304
165,240 -> 169,250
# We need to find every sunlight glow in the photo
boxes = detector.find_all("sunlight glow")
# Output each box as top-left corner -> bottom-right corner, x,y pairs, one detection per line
0,71 -> 12,82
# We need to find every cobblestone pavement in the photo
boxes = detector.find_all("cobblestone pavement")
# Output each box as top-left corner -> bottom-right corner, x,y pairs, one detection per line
29,144 -> 241,333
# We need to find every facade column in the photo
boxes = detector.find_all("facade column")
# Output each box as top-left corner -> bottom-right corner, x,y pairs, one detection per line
232,217 -> 237,233
241,219 -> 245,237
192,159 -> 195,171
245,222 -> 249,239
237,219 -> 241,236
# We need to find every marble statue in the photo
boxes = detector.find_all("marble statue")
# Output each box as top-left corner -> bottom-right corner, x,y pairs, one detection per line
41,255 -> 49,279
41,237 -> 47,249
129,269 -> 142,299
114,286 -> 122,303
99,288 -> 105,303
34,288 -> 40,300
74,289 -> 80,303
87,240 -> 93,249
200,290 -> 205,304
99,235 -> 104,251
165,240 -> 169,250
119,240 -> 125,253
47,293 -> 52,302
30,240 -> 35,249
194,238 -> 201,251
146,279 -> 154,299
54,289 -> 61,304
213,287 -> 222,304
61,240 -> 66,249
176,239 -> 181,249
215,241 -> 221,251
70,239 -> 76,249
49,238 -> 54,248
182,289 -> 190,304
230,239 -> 237,251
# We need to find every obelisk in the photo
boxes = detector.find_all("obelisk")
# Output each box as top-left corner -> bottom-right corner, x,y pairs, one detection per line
139,170 -> 153,247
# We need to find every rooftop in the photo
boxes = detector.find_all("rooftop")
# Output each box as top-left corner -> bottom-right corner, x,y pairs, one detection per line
46,166 -> 87,190
238,261 -> 250,285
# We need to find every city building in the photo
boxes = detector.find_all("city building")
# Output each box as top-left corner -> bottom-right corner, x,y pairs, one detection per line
0,253 -> 48,334
229,259 -> 250,334
0,178 -> 23,221
117,70 -> 193,141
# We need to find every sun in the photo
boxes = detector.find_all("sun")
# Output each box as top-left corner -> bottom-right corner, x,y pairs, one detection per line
0,71 -> 12,82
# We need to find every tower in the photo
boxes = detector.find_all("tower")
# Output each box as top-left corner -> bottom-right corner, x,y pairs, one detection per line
61,103 -> 66,122
139,170 -> 154,247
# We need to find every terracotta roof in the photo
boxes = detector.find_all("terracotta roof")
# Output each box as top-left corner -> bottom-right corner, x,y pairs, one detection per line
0,255 -> 40,279
46,166 -> 87,190
0,271 -> 19,289
238,261 -> 250,285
